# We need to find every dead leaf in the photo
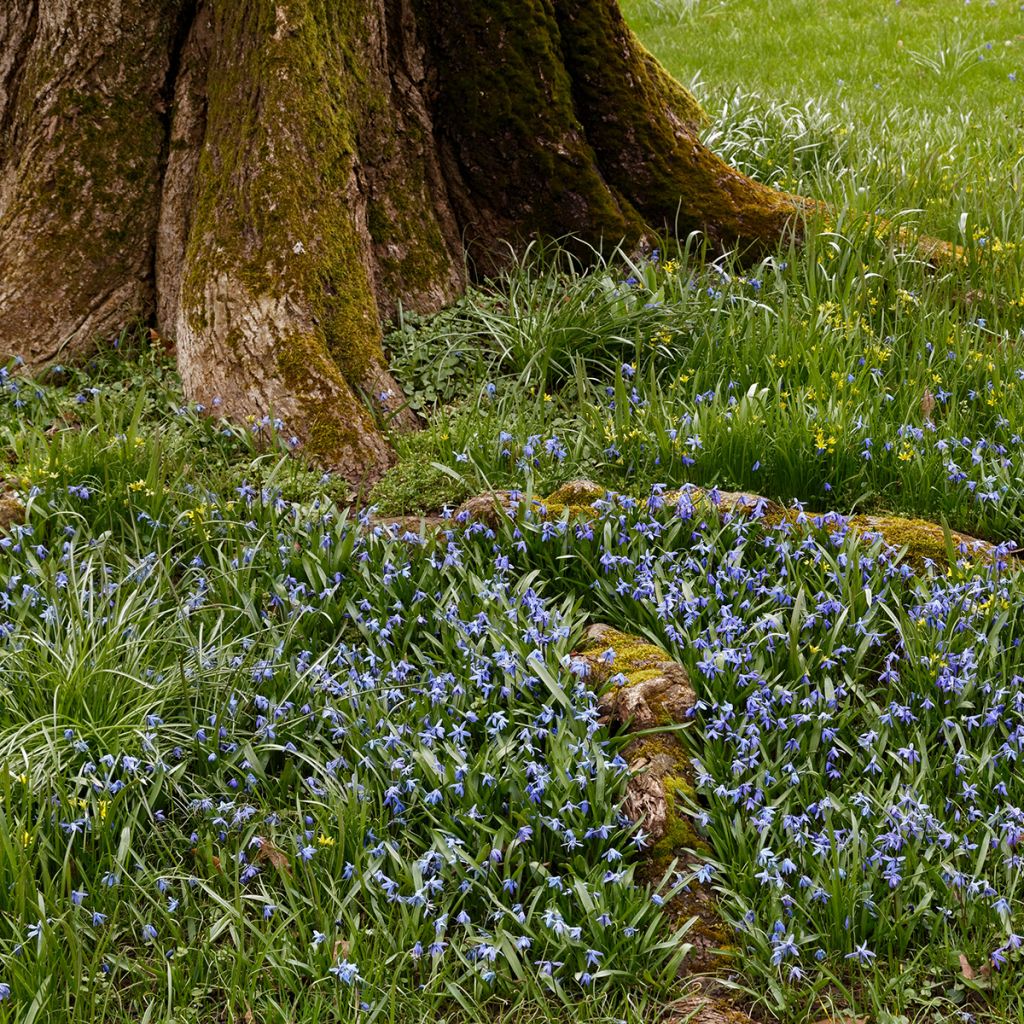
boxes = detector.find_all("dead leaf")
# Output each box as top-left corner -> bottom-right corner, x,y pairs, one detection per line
921,388 -> 935,424
253,836 -> 292,876
959,953 -> 975,980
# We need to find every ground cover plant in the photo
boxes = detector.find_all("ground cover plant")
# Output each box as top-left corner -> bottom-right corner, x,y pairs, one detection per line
4,1 -> 1024,1023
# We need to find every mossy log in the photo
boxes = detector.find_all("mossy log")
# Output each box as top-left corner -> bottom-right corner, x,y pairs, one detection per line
1,0 -> 813,482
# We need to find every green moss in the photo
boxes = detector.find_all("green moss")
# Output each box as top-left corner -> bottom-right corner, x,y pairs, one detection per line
578,626 -> 668,678
849,514 -> 994,569
555,0 -> 803,252
183,0 -> 385,385
527,499 -> 599,521
761,508 -> 994,569
6,2 -> 180,345
622,732 -> 687,767
649,774 -> 707,856
366,187 -> 454,310
579,626 -> 693,728
545,479 -> 605,505
271,329 -> 373,464
369,433 -> 472,515
411,0 -> 647,256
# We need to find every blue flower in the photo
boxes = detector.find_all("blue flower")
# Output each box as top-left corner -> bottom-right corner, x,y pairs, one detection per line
330,959 -> 361,985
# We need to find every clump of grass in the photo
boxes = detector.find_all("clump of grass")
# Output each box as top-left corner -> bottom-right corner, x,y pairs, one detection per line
368,426 -> 472,515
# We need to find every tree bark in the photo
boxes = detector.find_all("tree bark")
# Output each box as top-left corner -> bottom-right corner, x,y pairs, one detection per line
0,0 -> 808,483
0,1 -> 184,364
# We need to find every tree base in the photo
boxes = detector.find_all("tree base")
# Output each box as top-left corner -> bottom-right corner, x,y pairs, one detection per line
0,0 -> 809,482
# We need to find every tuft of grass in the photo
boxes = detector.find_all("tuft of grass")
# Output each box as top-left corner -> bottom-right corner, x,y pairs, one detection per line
369,427 -> 473,515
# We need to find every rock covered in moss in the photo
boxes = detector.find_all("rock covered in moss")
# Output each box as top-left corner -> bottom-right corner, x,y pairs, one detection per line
369,447 -> 472,516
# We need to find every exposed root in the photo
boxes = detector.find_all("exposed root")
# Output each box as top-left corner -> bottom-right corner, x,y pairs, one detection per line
669,991 -> 759,1024
577,622 -> 695,730
573,624 -> 734,978
447,480 -> 1001,570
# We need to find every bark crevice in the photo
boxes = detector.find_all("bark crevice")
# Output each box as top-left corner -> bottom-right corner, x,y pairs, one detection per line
0,0 -> 39,164
151,0 -> 200,315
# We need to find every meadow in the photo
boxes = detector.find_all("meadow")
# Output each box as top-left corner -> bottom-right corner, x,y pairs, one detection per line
2,1 -> 1024,1022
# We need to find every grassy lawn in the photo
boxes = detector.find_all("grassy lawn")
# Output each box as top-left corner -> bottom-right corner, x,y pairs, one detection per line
628,0 -> 1024,239
2,3 -> 1024,1024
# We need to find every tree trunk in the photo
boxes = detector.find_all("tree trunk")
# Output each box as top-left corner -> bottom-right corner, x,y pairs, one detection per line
0,0 -> 807,484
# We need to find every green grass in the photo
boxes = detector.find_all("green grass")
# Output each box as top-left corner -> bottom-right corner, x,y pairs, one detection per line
381,229 -> 1024,545
4,2 -> 1024,1023
626,0 -> 1024,239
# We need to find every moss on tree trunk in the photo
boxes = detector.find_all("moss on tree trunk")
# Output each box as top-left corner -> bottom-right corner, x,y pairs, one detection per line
0,0 -> 809,483
0,0 -> 187,364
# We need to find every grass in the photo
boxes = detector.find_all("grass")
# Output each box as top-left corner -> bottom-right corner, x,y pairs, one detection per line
4,2 -> 1024,1022
627,0 -> 1024,240
381,229 -> 1024,545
